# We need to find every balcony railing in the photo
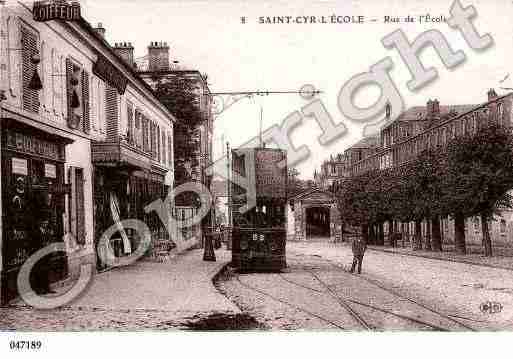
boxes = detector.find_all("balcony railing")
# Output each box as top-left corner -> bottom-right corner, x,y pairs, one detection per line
92,138 -> 154,170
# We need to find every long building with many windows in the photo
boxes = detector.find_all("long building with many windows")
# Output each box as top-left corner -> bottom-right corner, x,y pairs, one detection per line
325,89 -> 513,248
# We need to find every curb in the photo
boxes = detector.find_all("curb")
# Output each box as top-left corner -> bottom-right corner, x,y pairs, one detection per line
210,260 -> 243,315
368,247 -> 513,271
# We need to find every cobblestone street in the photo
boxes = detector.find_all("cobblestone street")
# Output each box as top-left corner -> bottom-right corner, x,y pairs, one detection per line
217,241 -> 513,330
2,242 -> 513,331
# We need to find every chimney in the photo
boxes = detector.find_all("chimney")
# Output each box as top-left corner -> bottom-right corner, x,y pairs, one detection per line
148,41 -> 170,72
427,99 -> 440,118
94,22 -> 106,39
488,88 -> 498,101
113,42 -> 135,68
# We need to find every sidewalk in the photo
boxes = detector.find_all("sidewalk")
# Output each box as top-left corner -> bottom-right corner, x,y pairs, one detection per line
62,248 -> 239,316
367,244 -> 513,271
1,248 -> 241,331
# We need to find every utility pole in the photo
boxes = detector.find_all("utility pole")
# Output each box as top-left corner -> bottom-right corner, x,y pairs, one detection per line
226,141 -> 232,250
226,141 -> 232,228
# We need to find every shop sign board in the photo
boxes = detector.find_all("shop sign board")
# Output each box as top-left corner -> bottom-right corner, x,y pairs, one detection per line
12,158 -> 28,176
33,1 -> 81,22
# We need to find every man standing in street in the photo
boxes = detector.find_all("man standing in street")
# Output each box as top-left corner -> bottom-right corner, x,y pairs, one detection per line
350,235 -> 367,274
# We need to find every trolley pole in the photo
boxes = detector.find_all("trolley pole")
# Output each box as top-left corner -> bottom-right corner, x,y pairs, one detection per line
226,142 -> 232,250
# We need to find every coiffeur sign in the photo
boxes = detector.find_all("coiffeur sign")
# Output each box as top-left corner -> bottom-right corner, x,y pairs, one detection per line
33,1 -> 81,22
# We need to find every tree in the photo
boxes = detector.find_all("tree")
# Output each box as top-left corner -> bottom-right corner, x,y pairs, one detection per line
445,124 -> 513,256
336,174 -> 372,243
404,149 -> 447,251
154,75 -> 205,188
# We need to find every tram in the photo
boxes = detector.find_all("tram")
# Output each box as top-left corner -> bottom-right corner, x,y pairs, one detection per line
230,147 -> 287,272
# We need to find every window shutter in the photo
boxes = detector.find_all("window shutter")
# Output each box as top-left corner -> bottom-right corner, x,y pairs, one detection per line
68,166 -> 77,242
150,122 -> 156,158
127,104 -> 134,144
82,70 -> 90,133
66,58 -> 74,121
142,116 -> 148,151
68,167 -> 86,245
105,85 -> 119,141
168,133 -> 172,167
162,130 -> 166,164
21,27 -> 40,113
75,168 -> 86,245
157,125 -> 161,163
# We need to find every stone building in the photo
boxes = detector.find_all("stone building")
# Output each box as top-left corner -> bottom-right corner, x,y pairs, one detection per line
344,90 -> 513,249
288,188 -> 342,242
137,43 -> 213,245
0,1 -> 175,303
313,153 -> 346,190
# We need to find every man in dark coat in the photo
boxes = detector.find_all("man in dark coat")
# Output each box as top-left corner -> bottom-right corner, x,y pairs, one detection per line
350,236 -> 367,274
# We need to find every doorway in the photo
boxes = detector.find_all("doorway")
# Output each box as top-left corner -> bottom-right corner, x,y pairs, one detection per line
305,206 -> 331,240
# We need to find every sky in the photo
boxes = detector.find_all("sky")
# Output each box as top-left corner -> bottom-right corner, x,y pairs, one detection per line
78,0 -> 512,179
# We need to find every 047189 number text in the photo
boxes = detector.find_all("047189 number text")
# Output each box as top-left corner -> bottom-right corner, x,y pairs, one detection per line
9,340 -> 42,351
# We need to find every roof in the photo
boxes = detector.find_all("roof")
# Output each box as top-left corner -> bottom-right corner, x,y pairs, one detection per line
349,135 -> 380,149
138,68 -> 211,95
382,104 -> 478,131
290,188 -> 335,202
69,16 -> 178,123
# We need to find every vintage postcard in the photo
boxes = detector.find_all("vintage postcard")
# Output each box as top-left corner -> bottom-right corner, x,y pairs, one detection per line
0,0 -> 512,357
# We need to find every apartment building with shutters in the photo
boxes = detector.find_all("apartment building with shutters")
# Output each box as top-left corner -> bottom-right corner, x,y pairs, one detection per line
137,42 -> 214,247
0,2 -> 175,303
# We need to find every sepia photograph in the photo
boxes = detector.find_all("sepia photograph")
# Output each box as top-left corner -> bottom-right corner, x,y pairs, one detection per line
0,0 -> 512,357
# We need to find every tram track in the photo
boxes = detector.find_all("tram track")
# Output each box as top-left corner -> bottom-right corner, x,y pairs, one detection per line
305,270 -> 373,330
278,271 -> 447,331
318,256 -> 478,331
288,255 -> 477,331
227,253 -> 478,330
234,275 -> 348,329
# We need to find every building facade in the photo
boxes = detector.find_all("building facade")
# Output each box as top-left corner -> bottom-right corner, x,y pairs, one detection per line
137,44 -> 213,246
0,1 -> 175,303
340,90 -> 513,248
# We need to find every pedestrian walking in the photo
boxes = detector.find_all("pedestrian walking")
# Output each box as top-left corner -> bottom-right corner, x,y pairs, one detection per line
350,236 -> 367,274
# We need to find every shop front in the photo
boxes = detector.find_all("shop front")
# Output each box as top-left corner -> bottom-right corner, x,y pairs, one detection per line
92,142 -> 171,270
1,119 -> 72,303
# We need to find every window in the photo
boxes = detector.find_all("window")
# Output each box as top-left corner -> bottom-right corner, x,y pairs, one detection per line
168,133 -> 172,167
69,167 -> 86,245
162,131 -> 167,164
126,103 -> 134,143
150,122 -> 156,158
82,69 -> 90,133
157,125 -> 161,162
142,115 -> 149,151
134,110 -> 142,149
497,103 -> 504,124
500,219 -> 507,236
21,25 -> 40,113
473,217 -> 480,233
464,117 -> 471,134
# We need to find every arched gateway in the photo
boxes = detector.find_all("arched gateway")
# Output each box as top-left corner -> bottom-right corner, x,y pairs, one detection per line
288,189 -> 342,242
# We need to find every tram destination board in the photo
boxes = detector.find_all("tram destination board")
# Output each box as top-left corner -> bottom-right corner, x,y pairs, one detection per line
254,148 -> 287,199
